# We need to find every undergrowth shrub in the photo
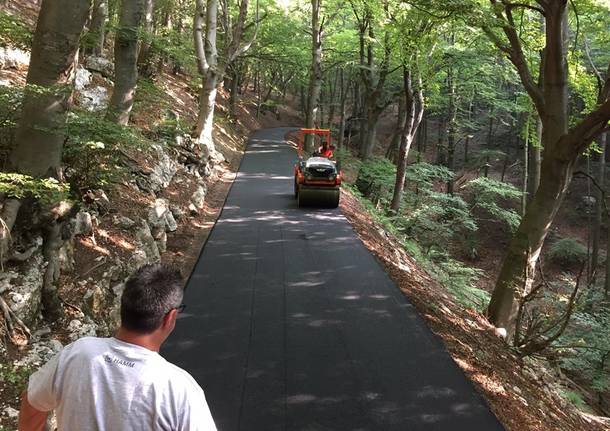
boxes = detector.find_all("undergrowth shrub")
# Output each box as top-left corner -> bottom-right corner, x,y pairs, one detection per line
0,11 -> 32,49
462,177 -> 522,231
556,298 -> 610,400
395,191 -> 477,255
436,259 -> 488,311
549,238 -> 587,267
0,85 -> 22,160
0,173 -> 69,203
404,162 -> 453,195
63,110 -> 146,190
355,157 -> 396,205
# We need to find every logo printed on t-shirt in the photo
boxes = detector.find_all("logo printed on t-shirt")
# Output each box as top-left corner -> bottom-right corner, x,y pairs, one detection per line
103,354 -> 136,368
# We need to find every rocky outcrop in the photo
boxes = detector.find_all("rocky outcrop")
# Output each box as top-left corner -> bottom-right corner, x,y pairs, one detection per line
84,56 -> 114,78
0,250 -> 45,326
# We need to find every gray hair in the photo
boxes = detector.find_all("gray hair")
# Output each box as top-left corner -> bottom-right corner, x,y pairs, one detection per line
120,264 -> 184,333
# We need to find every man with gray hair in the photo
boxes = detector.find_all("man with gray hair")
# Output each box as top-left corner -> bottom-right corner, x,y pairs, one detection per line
18,264 -> 217,431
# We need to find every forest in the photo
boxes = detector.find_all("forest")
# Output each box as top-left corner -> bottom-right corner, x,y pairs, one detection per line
0,0 -> 609,430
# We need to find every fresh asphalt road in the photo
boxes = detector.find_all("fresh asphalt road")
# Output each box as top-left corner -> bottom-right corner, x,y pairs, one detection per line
162,128 -> 505,431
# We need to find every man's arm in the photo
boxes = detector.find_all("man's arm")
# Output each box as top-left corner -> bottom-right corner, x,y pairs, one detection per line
18,391 -> 48,431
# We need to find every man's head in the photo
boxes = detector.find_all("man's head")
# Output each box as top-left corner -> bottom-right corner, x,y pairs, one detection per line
120,264 -> 184,336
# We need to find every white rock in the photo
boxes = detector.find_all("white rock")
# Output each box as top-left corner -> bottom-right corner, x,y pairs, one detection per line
85,56 -> 114,77
148,145 -> 178,192
148,199 -> 169,229
170,205 -> 185,220
164,211 -> 178,232
80,86 -> 109,112
75,66 -> 92,91
135,221 -> 160,262
190,185 -> 207,209
113,215 -> 136,229
0,47 -> 30,69
74,211 -> 93,236
4,407 -> 19,418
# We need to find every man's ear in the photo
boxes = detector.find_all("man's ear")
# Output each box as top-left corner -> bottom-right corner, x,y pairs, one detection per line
162,309 -> 178,329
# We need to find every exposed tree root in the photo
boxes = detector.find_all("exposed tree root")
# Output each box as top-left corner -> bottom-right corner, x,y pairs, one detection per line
0,198 -> 23,269
0,293 -> 31,342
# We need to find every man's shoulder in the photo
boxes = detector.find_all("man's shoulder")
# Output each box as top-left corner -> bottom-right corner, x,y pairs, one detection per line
155,359 -> 204,395
61,336 -> 110,356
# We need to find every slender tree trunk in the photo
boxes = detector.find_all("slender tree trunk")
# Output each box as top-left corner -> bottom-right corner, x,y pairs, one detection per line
390,68 -> 424,212
194,0 -> 219,158
327,68 -> 339,129
137,0 -> 155,73
305,0 -> 323,153
87,0 -> 107,56
527,116 -> 542,202
435,115 -> 445,165
446,62 -> 457,194
386,95 -> 406,162
337,68 -> 347,149
106,0 -> 145,125
521,109 -> 531,216
464,98 -> 473,165
484,115 -> 494,178
228,64 -> 240,117
592,132 -> 607,275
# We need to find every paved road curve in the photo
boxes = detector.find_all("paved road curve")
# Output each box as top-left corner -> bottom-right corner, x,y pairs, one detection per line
162,128 -> 504,431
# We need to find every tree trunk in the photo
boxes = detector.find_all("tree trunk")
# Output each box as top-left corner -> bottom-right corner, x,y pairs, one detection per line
305,0 -> 323,153
488,154 -> 574,330
386,94 -> 406,163
527,117 -> 542,202
327,68 -> 339,129
446,61 -> 457,194
592,132 -> 607,275
137,0 -> 155,73
521,109 -> 531,216
7,0 -> 91,320
87,0 -> 107,56
9,0 -> 91,178
435,115 -> 445,165
464,98 -> 473,165
337,68 -> 347,149
106,0 -> 145,125
485,3 -> 610,332
194,0 -> 219,158
228,64 -> 240,117
390,68 -> 424,213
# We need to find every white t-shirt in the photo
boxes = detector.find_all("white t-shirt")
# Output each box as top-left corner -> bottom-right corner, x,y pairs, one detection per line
27,337 -> 217,431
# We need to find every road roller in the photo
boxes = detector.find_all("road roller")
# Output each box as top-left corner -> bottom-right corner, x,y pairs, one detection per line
293,128 -> 342,208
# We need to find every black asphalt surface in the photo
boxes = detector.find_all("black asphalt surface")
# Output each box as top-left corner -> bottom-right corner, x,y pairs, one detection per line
162,128 -> 505,431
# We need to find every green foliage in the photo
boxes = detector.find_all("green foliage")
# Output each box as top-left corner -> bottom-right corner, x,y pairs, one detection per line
462,177 -> 522,231
404,162 -> 453,190
355,157 -> 396,204
0,362 -> 33,405
436,259 -> 489,311
134,79 -> 172,112
397,191 -> 477,254
63,110 -> 146,190
466,149 -> 506,171
0,173 -> 68,203
0,11 -> 32,49
0,85 -> 22,155
559,389 -> 590,411
549,238 -> 588,267
557,299 -> 610,399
